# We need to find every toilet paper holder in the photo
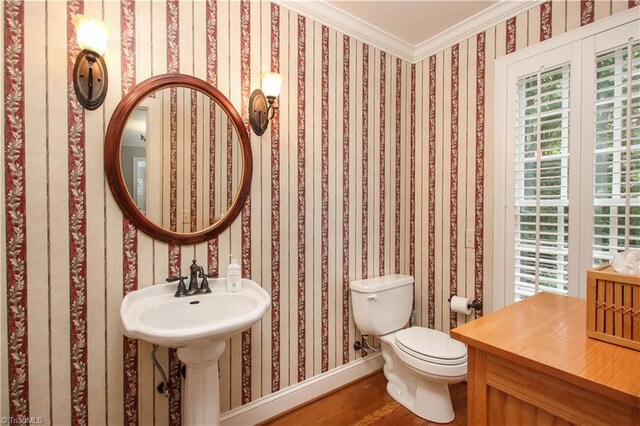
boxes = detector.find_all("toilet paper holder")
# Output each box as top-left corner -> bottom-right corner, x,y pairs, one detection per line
447,295 -> 482,311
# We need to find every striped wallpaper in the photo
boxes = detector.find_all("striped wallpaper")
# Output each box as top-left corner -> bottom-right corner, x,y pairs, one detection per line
413,0 -> 639,337
2,0 -> 412,423
2,0 -> 638,424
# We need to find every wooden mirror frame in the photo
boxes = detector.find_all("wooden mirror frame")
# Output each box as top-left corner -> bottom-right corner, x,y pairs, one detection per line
105,73 -> 252,244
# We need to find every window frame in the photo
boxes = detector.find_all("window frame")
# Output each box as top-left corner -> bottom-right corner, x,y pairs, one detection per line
493,9 -> 639,310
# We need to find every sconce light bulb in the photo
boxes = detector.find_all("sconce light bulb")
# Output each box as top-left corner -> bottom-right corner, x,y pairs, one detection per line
73,14 -> 111,56
261,72 -> 283,98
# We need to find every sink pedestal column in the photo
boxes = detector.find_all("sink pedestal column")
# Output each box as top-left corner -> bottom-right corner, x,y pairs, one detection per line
177,340 -> 227,426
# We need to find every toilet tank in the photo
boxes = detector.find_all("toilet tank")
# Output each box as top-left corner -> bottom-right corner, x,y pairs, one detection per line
350,274 -> 414,336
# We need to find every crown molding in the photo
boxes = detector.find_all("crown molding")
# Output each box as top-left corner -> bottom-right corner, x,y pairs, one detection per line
273,0 -> 543,63
413,0 -> 543,62
273,0 -> 416,62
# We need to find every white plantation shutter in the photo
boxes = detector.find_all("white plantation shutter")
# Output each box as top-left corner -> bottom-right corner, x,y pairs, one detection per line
496,16 -> 640,308
593,40 -> 640,264
514,65 -> 571,301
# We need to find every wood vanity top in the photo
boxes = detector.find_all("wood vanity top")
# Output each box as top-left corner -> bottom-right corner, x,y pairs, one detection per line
451,293 -> 640,407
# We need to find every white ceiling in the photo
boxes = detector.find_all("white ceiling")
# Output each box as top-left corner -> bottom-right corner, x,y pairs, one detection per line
327,1 -> 498,46
278,0 -> 537,61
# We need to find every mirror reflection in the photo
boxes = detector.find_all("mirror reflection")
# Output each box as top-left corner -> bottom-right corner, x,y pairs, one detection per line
121,87 -> 242,234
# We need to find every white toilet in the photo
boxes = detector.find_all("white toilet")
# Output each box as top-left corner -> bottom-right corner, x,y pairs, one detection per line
350,274 -> 467,423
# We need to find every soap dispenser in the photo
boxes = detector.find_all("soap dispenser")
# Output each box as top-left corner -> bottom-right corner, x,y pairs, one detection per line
227,256 -> 241,292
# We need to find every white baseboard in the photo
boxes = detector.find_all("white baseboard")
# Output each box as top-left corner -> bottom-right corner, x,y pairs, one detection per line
220,354 -> 384,425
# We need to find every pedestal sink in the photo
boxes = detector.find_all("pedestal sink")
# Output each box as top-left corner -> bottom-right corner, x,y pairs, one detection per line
121,278 -> 271,425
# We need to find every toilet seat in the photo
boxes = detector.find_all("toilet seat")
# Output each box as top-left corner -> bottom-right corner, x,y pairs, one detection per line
380,329 -> 467,381
395,327 -> 467,366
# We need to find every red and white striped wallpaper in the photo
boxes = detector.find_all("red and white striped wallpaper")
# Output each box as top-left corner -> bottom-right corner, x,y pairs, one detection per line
1,0 -> 411,423
413,0 -> 639,336
2,0 -> 638,424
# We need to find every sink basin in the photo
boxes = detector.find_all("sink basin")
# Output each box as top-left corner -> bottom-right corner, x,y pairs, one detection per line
121,277 -> 270,425
121,278 -> 271,347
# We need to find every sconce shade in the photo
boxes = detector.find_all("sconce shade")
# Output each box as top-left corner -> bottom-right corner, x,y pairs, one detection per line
72,14 -> 111,56
261,72 -> 283,98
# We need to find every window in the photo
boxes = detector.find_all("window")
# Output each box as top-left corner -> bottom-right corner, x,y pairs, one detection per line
494,12 -> 640,308
593,40 -> 640,264
514,65 -> 571,301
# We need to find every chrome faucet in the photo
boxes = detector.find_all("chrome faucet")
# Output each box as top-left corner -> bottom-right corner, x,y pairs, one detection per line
168,259 -> 218,297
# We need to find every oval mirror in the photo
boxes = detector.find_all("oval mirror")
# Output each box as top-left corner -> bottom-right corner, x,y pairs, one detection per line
105,74 -> 252,244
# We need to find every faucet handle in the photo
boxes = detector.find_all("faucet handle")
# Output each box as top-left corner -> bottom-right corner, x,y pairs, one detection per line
167,275 -> 189,297
195,267 -> 214,294
195,267 -> 218,278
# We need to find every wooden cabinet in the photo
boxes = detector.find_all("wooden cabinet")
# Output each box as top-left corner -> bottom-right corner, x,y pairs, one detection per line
451,293 -> 640,425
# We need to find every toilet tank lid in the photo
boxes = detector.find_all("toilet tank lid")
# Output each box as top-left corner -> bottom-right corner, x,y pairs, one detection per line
350,274 -> 414,293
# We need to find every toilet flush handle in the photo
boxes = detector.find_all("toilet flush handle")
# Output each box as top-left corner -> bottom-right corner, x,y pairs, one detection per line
367,294 -> 378,301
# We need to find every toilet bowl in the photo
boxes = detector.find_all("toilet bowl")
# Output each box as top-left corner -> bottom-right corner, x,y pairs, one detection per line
379,327 -> 466,422
350,275 -> 467,423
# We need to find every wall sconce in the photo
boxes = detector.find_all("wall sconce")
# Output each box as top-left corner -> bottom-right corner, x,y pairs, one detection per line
249,72 -> 283,136
72,14 -> 111,110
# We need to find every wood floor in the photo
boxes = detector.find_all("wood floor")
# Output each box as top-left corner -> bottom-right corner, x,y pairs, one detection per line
263,371 -> 467,425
